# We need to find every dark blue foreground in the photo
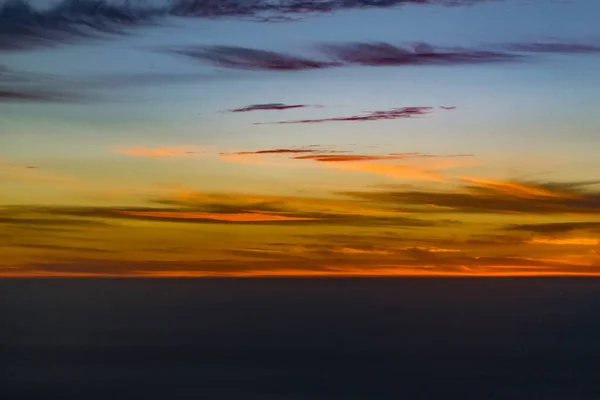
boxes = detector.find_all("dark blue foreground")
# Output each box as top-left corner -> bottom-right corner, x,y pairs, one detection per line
1,278 -> 600,399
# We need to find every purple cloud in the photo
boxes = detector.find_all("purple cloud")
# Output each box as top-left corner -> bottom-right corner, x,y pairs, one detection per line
0,1 -> 500,51
318,42 -> 519,66
227,148 -> 322,155
173,42 -> 521,71
294,152 -> 472,162
227,103 -> 318,112
171,46 -> 340,70
170,40 -> 600,72
255,106 -> 437,124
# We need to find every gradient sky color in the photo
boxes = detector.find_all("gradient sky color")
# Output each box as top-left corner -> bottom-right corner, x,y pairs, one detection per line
1,0 -> 599,276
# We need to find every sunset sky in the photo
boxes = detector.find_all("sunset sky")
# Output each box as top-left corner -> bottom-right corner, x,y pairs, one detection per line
1,0 -> 599,276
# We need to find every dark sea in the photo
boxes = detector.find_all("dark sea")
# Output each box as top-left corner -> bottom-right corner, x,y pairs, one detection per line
1,278 -> 600,399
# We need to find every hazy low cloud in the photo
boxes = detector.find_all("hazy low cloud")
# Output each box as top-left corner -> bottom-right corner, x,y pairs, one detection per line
0,66 -> 83,102
506,222 -> 600,234
340,178 -> 600,215
0,88 -> 82,102
6,248 -> 595,277
0,64 -> 217,103
0,190 -> 454,228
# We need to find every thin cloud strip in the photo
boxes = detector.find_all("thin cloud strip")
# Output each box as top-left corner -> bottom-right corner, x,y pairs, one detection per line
172,43 -> 519,71
226,103 -> 320,112
171,41 -> 600,72
255,106 -> 438,124
219,146 -> 476,181
225,147 -> 471,162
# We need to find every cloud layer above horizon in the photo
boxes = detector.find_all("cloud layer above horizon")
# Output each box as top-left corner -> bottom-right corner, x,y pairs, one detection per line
1,0 -> 600,276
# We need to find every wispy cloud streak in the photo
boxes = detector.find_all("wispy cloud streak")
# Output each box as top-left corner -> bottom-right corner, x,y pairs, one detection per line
0,0 -> 502,51
171,40 -> 600,72
227,103 -> 319,112
255,106 -> 437,124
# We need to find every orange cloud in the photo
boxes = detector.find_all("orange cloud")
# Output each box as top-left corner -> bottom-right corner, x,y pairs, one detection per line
463,177 -> 578,199
329,162 -> 446,181
528,237 -> 599,246
162,188 -> 397,217
113,146 -> 204,158
294,153 -> 473,162
334,248 -> 394,255
218,146 -> 479,181
116,210 -> 319,222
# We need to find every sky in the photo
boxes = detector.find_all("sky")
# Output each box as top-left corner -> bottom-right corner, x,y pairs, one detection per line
1,0 -> 600,277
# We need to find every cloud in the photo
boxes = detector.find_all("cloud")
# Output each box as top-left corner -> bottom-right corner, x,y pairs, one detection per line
503,42 -> 600,54
317,42 -> 519,66
107,207 -> 441,227
255,106 -> 437,124
170,45 -> 340,70
527,238 -> 599,246
0,88 -> 82,102
2,1 -> 594,55
169,0 -> 493,18
170,40 -> 600,72
295,155 -> 410,162
112,146 -> 203,158
6,245 -> 598,277
0,67 -> 84,102
293,153 -> 471,162
332,162 -> 447,182
226,103 -> 319,112
461,177 -> 577,199
172,43 -> 519,71
1,190 -> 451,227
0,0 -> 160,51
0,65 -> 96,104
219,146 -> 476,181
0,1 -> 502,51
228,148 -> 322,156
340,178 -> 600,215
0,215 -> 109,227
506,222 -> 600,234
11,243 -> 114,253
0,64 -> 226,103
223,148 -> 470,162
116,210 -> 319,222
